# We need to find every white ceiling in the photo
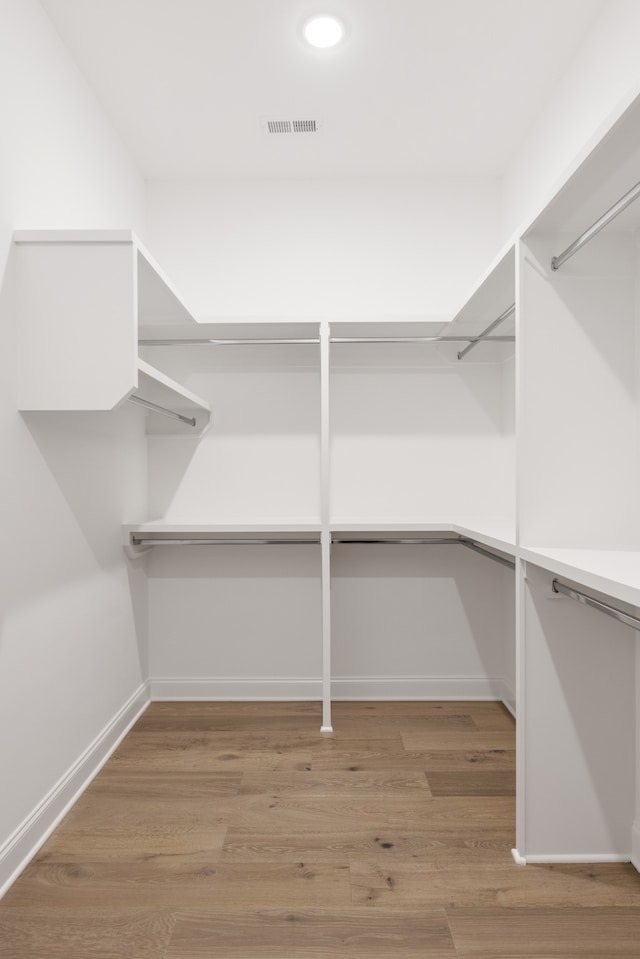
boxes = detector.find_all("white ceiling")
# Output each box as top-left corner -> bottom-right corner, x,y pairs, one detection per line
39,0 -> 605,180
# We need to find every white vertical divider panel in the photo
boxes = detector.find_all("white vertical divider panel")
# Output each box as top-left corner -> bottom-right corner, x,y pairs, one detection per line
512,558 -> 527,866
16,235 -> 137,411
634,237 -> 640,873
635,632 -> 640,871
516,229 -> 639,863
320,320 -> 333,732
518,231 -> 638,547
513,237 -> 527,866
519,562 -> 635,861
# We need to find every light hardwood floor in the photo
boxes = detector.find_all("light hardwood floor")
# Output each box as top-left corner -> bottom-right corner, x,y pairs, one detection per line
1,701 -> 640,957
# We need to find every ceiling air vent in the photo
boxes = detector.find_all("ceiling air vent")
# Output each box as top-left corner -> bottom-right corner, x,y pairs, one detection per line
266,119 -> 319,134
292,119 -> 317,133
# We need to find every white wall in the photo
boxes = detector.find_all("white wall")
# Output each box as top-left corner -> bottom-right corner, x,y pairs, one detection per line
502,0 -> 640,237
330,347 -> 515,522
0,0 -> 147,889
145,177 -> 502,319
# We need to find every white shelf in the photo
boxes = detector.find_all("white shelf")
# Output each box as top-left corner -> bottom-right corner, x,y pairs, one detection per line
526,88 -> 640,237
449,241 -> 516,333
124,520 -> 322,555
452,518 -> 517,556
520,546 -> 640,609
14,229 -> 210,433
329,320 -> 448,339
128,520 -> 322,534
329,517 -> 516,554
138,320 -> 321,343
330,519 -> 456,533
134,360 -> 210,434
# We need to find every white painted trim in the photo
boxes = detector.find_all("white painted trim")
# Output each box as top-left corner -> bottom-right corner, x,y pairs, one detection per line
331,675 -> 511,701
523,853 -> 630,864
149,677 -> 323,700
631,822 -> 640,874
0,682 -> 150,900
511,847 -> 527,866
500,679 -> 516,718
149,675 -> 513,704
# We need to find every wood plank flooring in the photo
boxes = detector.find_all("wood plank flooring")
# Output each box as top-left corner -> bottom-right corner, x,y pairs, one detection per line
1,701 -> 640,957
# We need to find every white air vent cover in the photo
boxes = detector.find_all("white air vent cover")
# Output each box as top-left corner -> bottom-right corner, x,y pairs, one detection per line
266,119 -> 319,134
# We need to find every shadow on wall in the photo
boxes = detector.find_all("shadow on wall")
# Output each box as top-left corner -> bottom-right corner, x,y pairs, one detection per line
330,543 -> 513,694
526,562 -> 635,854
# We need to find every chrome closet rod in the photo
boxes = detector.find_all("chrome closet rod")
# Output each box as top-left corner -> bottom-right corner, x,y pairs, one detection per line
131,537 -> 320,546
331,536 -> 516,569
332,537 -> 460,545
551,178 -> 640,271
457,304 -> 516,360
331,335 -> 515,344
140,338 -> 320,346
139,336 -> 516,347
551,579 -> 640,631
460,539 -> 516,570
129,395 -> 196,427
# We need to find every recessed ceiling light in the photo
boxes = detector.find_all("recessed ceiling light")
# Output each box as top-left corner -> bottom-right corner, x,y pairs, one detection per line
303,15 -> 344,49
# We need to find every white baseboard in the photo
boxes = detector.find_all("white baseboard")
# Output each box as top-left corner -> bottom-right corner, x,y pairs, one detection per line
500,679 -> 516,717
0,682 -> 150,900
523,853 -> 630,864
331,675 -> 511,702
150,675 -> 512,704
149,677 -> 323,700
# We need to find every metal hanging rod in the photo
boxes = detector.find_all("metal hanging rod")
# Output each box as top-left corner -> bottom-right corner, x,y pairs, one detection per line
140,338 -> 320,346
140,336 -> 516,347
331,536 -> 515,569
459,539 -> 516,570
131,533 -> 515,569
332,537 -> 461,545
551,178 -> 640,271
128,395 -> 196,427
331,336 -> 515,345
131,537 -> 320,547
457,304 -> 516,361
552,579 -> 640,631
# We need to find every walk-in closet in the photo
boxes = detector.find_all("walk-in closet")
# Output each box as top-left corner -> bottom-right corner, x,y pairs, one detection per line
2,1 -> 640,955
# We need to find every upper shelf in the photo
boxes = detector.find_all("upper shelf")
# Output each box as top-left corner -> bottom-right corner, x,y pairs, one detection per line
527,86 -> 640,237
138,320 -> 321,344
14,230 -> 210,432
441,243 -> 516,362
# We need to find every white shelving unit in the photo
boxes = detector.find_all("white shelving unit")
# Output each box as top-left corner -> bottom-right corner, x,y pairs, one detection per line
21,88 -> 640,875
14,230 -> 211,433
514,90 -> 640,868
128,300 -> 516,731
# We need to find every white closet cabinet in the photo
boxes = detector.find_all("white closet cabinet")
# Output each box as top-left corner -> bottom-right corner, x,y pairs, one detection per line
15,230 -> 210,433
515,92 -> 640,866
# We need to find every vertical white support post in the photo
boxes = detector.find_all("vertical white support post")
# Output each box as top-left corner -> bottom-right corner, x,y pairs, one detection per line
512,238 -> 526,866
320,320 -> 333,732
